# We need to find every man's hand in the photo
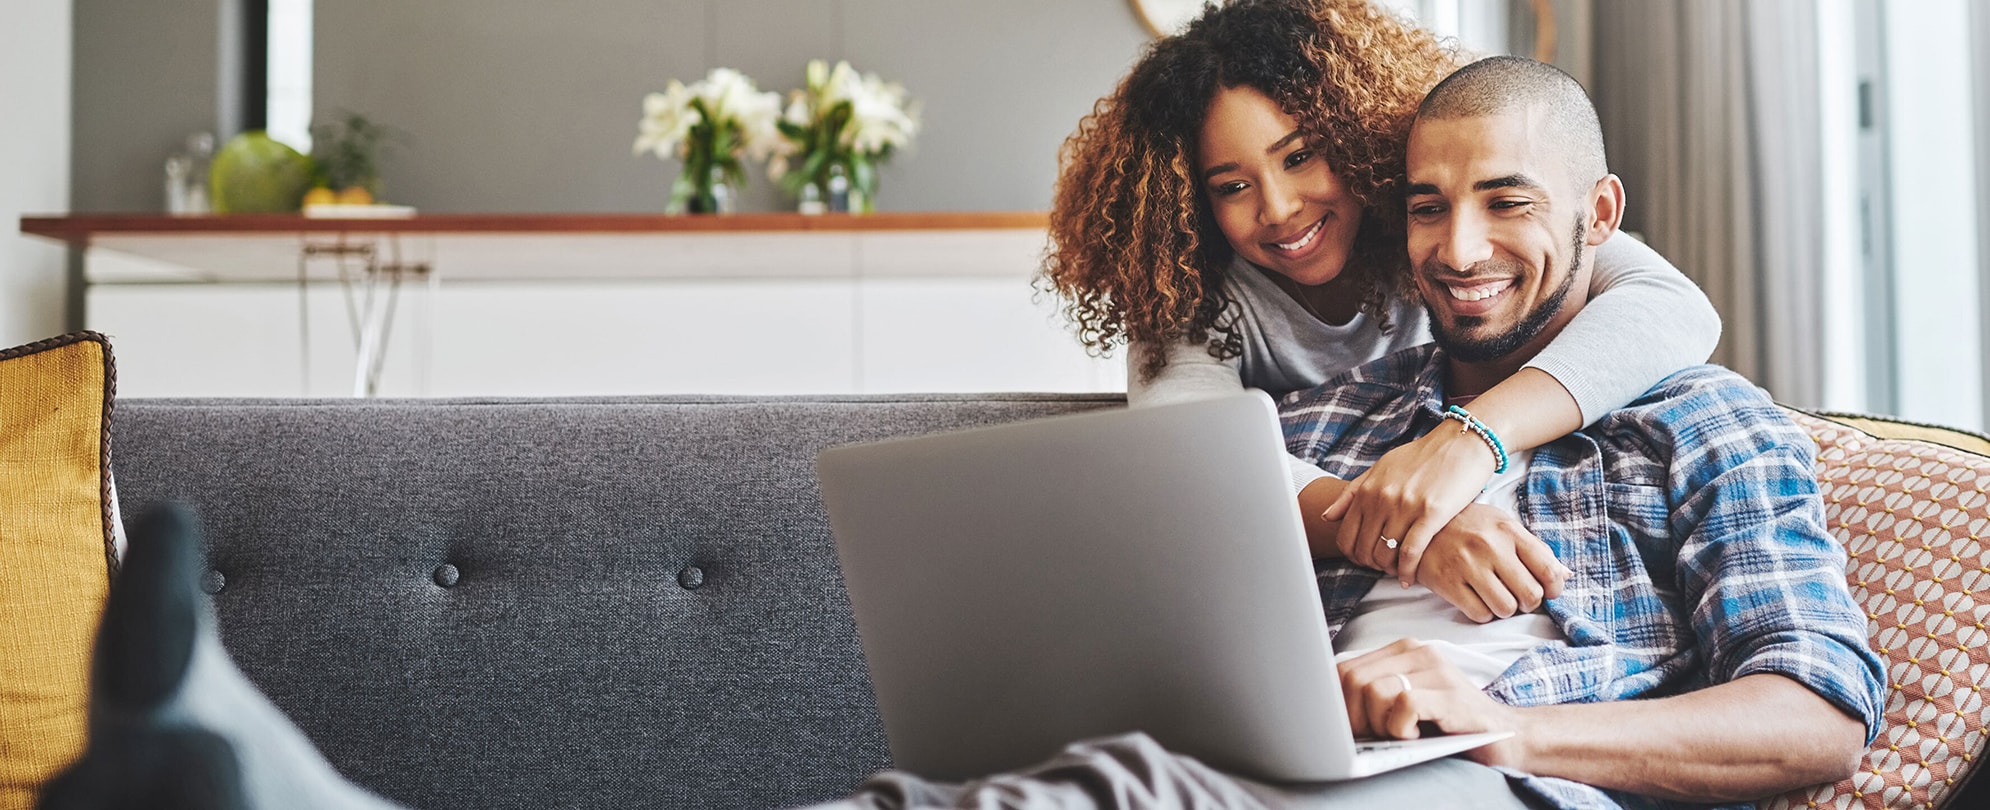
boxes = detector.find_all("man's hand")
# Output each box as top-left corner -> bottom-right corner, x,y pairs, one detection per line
1336,639 -> 1530,769
1416,504 -> 1570,622
1301,471 -> 1571,622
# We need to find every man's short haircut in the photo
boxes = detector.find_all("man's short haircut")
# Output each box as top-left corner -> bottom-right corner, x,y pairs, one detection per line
1415,55 -> 1607,187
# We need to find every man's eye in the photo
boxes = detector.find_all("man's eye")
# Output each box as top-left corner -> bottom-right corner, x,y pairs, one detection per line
1408,203 -> 1445,218
1491,199 -> 1533,211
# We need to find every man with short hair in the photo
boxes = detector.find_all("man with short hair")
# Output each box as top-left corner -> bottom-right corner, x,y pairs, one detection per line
1277,54 -> 1884,807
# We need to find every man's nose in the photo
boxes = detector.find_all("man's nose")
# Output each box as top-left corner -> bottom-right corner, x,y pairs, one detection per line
1437,211 -> 1494,271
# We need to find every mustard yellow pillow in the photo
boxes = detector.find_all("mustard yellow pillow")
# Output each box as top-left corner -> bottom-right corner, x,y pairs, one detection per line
0,332 -> 117,810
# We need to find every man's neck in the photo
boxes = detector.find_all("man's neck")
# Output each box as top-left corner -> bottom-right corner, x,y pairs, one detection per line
1440,290 -> 1586,403
1443,356 -> 1530,404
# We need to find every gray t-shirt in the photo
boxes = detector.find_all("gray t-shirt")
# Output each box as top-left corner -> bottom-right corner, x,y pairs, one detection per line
1127,229 -> 1721,490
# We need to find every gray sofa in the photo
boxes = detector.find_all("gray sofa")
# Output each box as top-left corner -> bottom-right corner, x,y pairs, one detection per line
109,393 -> 1124,810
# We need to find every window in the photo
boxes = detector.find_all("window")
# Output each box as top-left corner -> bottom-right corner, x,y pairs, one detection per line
265,0 -> 312,152
1834,0 -> 1985,428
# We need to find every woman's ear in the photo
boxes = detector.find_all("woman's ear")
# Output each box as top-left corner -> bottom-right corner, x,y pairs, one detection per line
1585,174 -> 1626,246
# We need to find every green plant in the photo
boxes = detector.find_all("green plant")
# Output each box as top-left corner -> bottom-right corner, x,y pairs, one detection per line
310,113 -> 391,193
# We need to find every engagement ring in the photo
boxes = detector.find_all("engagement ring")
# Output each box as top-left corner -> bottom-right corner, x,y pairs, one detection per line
1382,536 -> 1400,550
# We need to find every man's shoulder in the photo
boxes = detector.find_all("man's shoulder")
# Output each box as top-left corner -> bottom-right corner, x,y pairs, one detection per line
1594,363 -> 1814,466
1621,364 -> 1783,420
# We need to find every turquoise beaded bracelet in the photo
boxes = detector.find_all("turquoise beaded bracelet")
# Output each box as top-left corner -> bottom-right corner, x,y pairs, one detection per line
1442,405 -> 1509,475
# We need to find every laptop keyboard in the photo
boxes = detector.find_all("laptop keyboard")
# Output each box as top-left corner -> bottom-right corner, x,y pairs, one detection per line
1354,740 -> 1412,753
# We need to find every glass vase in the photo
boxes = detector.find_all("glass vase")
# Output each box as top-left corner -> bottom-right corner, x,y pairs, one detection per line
685,166 -> 735,215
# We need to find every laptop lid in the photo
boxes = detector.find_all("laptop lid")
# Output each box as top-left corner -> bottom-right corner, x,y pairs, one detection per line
818,392 -> 1382,781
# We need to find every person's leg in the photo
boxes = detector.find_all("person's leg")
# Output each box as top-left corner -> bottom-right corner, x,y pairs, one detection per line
39,504 -> 403,810
806,733 -> 1540,810
1237,757 -> 1541,810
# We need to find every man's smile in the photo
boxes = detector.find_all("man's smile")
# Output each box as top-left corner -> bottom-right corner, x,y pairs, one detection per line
1433,276 -> 1515,317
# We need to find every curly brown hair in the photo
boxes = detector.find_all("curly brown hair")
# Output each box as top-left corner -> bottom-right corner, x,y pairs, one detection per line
1039,0 -> 1457,380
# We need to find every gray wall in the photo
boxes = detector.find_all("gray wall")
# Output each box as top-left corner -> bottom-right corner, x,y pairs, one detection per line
3,0 -> 72,344
71,0 -> 229,213
312,0 -> 1151,213
70,1 -> 1152,213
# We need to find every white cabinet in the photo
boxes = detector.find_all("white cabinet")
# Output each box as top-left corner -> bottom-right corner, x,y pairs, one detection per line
72,217 -> 1127,398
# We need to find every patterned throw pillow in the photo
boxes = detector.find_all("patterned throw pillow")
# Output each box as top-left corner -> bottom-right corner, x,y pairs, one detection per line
1765,410 -> 1990,810
0,332 -> 119,810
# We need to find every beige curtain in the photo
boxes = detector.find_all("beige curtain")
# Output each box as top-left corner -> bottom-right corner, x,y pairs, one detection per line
1590,0 -> 1825,406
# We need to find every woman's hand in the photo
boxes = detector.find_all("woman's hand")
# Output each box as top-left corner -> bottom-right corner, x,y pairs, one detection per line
1323,425 -> 1499,583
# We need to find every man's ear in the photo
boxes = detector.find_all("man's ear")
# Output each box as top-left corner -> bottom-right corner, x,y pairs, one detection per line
1584,174 -> 1625,246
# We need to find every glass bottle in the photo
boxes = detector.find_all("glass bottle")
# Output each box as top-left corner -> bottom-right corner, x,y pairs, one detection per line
183,132 -> 214,213
826,164 -> 850,213
798,181 -> 826,215
165,154 -> 191,214
708,166 -> 735,215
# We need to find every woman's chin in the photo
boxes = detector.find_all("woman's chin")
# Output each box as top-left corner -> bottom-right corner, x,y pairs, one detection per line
1253,252 -> 1352,290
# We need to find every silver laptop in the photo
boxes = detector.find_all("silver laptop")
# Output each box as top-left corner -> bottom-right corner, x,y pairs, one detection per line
816,392 -> 1508,784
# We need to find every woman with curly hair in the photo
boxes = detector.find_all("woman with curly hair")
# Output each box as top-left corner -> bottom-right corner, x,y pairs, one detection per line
1040,0 -> 1719,608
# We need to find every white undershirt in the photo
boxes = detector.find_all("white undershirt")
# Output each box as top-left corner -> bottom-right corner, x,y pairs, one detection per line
1331,448 -> 1567,688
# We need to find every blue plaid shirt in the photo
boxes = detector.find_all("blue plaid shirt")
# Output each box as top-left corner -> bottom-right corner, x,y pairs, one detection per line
1278,346 -> 1885,810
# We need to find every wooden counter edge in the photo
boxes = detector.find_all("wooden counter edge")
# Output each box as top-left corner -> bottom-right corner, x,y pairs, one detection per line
19,211 -> 1051,246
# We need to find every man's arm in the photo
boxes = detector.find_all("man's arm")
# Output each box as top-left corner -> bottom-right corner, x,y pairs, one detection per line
1508,672 -> 1865,800
1338,640 -> 1866,802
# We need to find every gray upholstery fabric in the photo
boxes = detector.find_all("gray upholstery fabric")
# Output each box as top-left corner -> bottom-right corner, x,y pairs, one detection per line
109,394 -> 1124,810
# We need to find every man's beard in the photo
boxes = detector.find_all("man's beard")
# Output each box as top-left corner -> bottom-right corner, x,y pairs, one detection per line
1424,217 -> 1586,364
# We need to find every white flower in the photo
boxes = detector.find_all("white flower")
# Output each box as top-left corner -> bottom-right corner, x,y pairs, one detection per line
842,73 -> 919,155
782,95 -> 812,128
633,68 -> 786,163
823,61 -> 862,107
633,80 -> 699,158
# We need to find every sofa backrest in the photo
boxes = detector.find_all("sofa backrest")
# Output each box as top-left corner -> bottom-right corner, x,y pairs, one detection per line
109,394 -> 1124,810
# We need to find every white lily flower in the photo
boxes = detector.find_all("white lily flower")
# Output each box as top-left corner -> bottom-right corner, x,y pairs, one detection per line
823,60 -> 861,107
783,95 -> 812,128
633,81 -> 701,157
768,59 -> 919,207
806,59 -> 829,92
634,67 -> 786,167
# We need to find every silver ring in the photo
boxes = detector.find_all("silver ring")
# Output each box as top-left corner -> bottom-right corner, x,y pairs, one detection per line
1395,673 -> 1414,694
1382,536 -> 1400,550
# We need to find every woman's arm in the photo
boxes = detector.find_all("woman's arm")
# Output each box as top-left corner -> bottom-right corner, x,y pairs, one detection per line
1329,231 -> 1721,586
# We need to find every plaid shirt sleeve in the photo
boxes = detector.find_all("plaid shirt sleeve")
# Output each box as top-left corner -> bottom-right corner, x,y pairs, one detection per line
1639,370 -> 1888,743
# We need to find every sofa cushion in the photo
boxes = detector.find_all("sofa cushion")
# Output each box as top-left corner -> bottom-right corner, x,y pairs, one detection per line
107,393 -> 1124,810
1767,410 -> 1990,810
0,332 -> 119,810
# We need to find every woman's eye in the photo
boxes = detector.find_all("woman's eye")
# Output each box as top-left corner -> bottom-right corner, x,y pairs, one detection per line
1211,181 -> 1248,197
1284,150 -> 1313,169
